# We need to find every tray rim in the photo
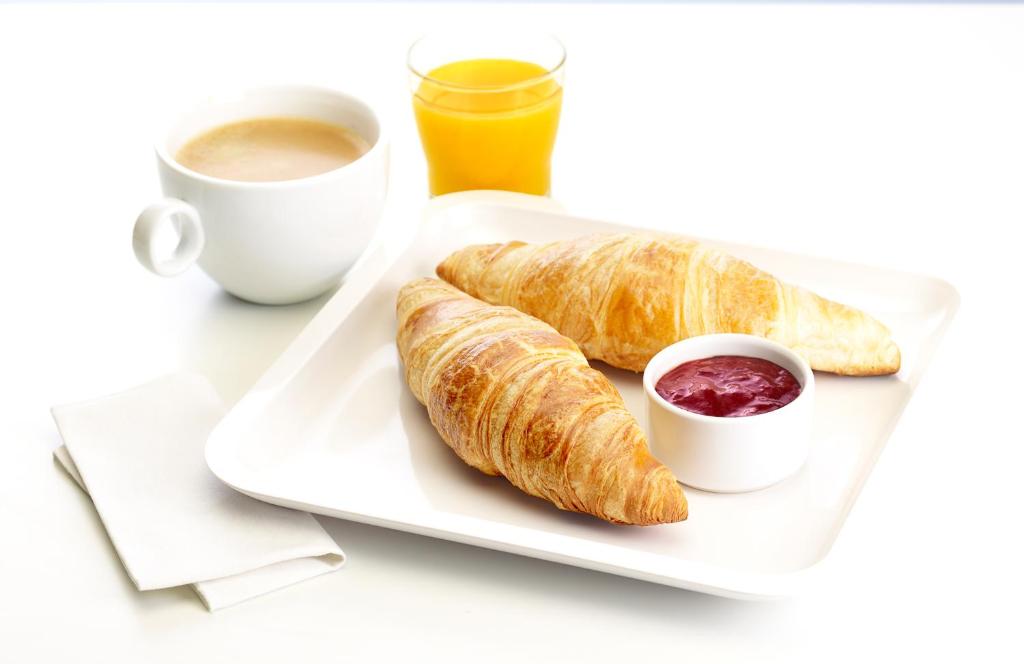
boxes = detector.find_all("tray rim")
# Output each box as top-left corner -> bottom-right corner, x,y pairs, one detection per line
206,190 -> 960,600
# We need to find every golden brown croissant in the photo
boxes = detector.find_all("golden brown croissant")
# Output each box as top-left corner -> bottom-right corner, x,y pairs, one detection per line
396,277 -> 687,526
437,233 -> 900,376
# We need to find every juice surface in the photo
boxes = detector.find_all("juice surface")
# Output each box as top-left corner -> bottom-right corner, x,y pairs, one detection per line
413,58 -> 562,196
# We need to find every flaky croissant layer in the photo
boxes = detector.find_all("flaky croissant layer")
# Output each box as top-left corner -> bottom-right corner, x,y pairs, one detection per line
437,233 -> 901,376
396,278 -> 687,526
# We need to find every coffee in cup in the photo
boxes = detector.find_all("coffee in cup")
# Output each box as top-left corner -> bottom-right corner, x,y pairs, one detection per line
175,117 -> 370,183
132,85 -> 389,305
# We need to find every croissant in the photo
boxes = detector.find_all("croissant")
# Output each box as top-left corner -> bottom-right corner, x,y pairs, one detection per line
437,233 -> 900,376
396,278 -> 687,526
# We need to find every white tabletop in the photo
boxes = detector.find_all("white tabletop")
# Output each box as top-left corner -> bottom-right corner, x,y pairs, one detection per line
2,2 -> 1020,661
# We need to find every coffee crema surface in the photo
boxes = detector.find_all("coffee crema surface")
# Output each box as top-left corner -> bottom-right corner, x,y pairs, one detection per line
175,116 -> 370,182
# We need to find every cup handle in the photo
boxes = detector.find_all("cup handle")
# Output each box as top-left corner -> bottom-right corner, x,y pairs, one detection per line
132,198 -> 205,277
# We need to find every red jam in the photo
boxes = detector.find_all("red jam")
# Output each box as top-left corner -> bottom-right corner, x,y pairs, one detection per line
654,355 -> 801,418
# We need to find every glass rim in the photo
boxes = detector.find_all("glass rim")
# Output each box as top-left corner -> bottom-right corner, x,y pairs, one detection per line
407,32 -> 566,94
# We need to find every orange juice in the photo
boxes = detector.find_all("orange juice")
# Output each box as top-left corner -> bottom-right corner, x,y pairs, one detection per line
412,58 -> 562,196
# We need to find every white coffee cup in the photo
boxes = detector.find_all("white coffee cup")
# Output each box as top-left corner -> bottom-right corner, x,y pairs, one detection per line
132,85 -> 389,305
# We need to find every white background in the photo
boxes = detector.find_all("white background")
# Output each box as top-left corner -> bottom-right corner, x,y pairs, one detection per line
2,2 -> 1022,661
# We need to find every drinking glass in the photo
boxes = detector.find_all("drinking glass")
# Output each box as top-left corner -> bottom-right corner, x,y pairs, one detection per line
408,31 -> 566,197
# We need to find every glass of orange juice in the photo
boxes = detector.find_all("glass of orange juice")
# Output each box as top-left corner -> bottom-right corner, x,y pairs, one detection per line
408,31 -> 565,197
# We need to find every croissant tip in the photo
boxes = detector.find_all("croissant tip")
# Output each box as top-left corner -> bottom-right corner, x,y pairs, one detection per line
641,481 -> 688,525
840,342 -> 902,376
889,342 -> 902,374
635,508 -> 687,526
434,258 -> 451,281
669,501 -> 688,523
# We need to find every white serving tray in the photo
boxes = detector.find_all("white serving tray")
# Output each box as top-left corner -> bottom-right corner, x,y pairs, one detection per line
206,191 -> 959,599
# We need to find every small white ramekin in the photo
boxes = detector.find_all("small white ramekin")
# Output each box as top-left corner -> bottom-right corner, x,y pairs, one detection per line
643,334 -> 815,493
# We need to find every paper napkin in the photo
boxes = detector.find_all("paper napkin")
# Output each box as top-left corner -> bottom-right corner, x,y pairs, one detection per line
51,373 -> 345,610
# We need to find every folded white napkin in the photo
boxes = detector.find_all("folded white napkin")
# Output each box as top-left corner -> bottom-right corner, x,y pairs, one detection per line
51,373 -> 345,610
